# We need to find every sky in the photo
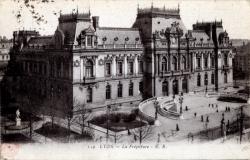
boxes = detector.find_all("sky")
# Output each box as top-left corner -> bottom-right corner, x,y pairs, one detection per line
0,0 -> 250,39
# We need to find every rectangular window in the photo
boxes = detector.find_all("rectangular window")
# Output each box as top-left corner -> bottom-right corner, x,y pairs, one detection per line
117,61 -> 123,75
139,81 -> 143,94
129,83 -> 133,96
197,57 -> 201,68
204,57 -> 208,68
118,83 -> 123,97
211,57 -> 215,67
139,61 -> 143,73
86,87 -> 92,103
106,62 -> 111,76
87,36 -> 92,46
128,61 -> 134,75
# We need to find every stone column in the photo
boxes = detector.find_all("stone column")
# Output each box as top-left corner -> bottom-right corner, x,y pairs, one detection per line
124,55 -> 127,75
201,52 -> 204,70
80,58 -> 84,81
135,55 -> 138,75
112,56 -> 116,76
208,52 -> 211,69
193,53 -> 196,70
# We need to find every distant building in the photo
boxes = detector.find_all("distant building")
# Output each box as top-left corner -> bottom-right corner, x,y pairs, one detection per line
0,37 -> 12,80
4,6 -> 234,118
233,42 -> 250,80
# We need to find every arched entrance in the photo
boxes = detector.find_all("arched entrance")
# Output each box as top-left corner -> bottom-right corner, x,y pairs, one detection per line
172,79 -> 178,95
182,78 -> 188,93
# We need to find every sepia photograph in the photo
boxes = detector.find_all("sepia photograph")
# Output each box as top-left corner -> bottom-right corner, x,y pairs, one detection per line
0,0 -> 250,159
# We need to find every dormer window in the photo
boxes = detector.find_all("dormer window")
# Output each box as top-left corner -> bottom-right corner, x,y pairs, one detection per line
87,36 -> 92,46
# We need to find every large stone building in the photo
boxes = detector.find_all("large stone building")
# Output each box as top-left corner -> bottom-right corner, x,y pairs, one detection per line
4,6 -> 234,118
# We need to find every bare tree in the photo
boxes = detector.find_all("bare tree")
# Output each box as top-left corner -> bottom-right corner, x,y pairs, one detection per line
71,97 -> 92,135
132,122 -> 154,144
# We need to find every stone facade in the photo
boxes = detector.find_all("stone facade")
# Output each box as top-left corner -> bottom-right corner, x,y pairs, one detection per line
4,6 -> 234,118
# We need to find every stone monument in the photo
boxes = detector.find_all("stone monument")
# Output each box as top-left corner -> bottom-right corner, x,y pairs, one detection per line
16,109 -> 21,126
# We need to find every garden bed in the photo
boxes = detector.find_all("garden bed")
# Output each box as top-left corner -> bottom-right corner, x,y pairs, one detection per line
217,96 -> 247,103
1,133 -> 35,143
89,111 -> 147,132
35,122 -> 93,142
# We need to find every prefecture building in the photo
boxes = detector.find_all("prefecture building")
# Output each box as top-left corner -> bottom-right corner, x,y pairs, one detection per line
4,6 -> 234,118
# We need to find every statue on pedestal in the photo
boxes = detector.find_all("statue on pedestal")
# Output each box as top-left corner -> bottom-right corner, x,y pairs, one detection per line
16,109 -> 21,126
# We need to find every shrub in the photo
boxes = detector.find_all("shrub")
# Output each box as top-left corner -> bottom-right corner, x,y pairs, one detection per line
123,113 -> 136,122
89,115 -> 107,124
217,96 -> 247,103
109,113 -> 120,123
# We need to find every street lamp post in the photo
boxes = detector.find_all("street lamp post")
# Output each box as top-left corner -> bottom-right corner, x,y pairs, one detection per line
154,100 -> 159,119
106,105 -> 111,142
179,92 -> 184,116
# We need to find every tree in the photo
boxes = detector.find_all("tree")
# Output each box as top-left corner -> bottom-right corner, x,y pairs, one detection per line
71,97 -> 92,135
132,123 -> 154,144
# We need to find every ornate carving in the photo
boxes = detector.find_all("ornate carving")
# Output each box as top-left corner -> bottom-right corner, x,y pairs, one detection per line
127,54 -> 136,61
104,55 -> 113,62
98,59 -> 104,65
73,60 -> 80,67
116,54 -> 124,61
218,53 -> 221,58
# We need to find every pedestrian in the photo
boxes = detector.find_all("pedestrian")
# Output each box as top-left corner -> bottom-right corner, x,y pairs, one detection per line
222,113 -> 224,117
158,133 -> 161,143
176,124 -> 179,131
225,107 -> 227,112
134,134 -> 137,142
216,104 -> 218,108
228,107 -> 230,112
206,116 -> 209,123
194,112 -> 197,117
201,115 -> 204,122
208,104 -> 210,107
180,106 -> 182,114
216,109 -> 218,112
185,106 -> 188,111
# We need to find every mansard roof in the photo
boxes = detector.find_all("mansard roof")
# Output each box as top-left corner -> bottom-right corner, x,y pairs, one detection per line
96,27 -> 142,44
190,30 -> 211,43
28,36 -> 53,45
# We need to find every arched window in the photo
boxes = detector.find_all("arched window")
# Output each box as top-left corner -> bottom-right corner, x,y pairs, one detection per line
106,84 -> 111,99
162,57 -> 168,73
162,81 -> 168,96
86,87 -> 92,103
204,72 -> 208,85
211,72 -> 215,84
224,72 -> 228,83
197,73 -> 201,87
129,82 -> 133,96
173,56 -> 178,71
224,54 -> 228,66
86,60 -> 94,78
117,82 -> 123,97
182,56 -> 186,70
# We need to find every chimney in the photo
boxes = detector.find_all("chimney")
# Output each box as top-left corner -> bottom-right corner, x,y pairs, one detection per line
92,16 -> 99,30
